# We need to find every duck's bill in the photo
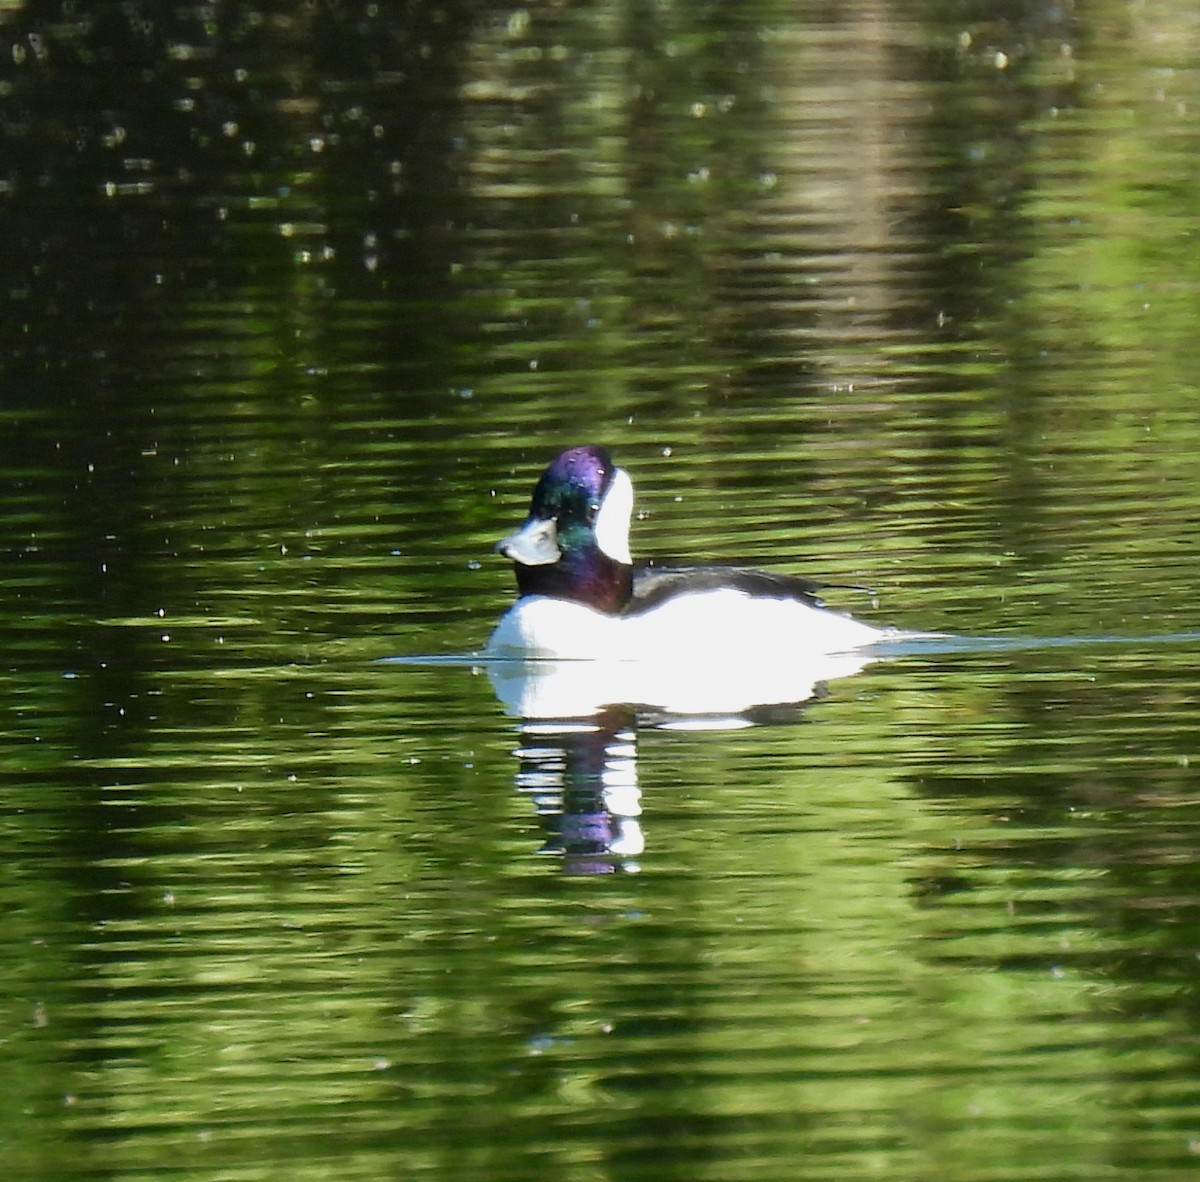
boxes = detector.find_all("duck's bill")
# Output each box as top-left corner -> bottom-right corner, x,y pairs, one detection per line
496,516 -> 561,566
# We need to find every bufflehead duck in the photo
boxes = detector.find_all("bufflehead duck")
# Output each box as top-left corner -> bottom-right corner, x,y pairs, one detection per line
486,445 -> 900,663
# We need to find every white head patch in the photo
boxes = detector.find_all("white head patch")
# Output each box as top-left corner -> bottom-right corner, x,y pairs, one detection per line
594,467 -> 634,564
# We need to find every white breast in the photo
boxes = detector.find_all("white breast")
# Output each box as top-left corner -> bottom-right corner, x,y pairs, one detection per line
486,596 -> 623,660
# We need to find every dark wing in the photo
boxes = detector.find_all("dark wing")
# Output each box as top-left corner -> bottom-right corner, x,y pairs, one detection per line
626,565 -> 829,616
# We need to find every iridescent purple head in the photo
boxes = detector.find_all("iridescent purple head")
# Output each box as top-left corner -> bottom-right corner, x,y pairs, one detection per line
496,445 -> 634,613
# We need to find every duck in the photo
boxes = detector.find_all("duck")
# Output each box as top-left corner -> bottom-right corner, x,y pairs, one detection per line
486,445 -> 906,664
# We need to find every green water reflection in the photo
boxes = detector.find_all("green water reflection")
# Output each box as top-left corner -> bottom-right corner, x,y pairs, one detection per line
4,649 -> 1200,1180
2,2 -> 1200,1181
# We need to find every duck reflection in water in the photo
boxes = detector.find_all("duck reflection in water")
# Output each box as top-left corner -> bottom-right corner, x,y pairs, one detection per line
512,707 -> 643,876
489,665 -> 858,876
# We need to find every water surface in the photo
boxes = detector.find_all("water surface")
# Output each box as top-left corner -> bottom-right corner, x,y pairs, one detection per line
2,3 -> 1200,1181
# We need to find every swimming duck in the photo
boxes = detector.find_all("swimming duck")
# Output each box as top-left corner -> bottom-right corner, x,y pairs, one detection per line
487,445 -> 897,661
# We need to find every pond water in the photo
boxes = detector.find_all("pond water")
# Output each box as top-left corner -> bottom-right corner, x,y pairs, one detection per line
3,2 -> 1200,1180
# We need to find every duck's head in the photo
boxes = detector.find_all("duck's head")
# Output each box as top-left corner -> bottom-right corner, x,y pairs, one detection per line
496,445 -> 634,612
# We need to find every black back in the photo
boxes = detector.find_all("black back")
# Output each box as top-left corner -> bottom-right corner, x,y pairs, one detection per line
626,565 -> 829,617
